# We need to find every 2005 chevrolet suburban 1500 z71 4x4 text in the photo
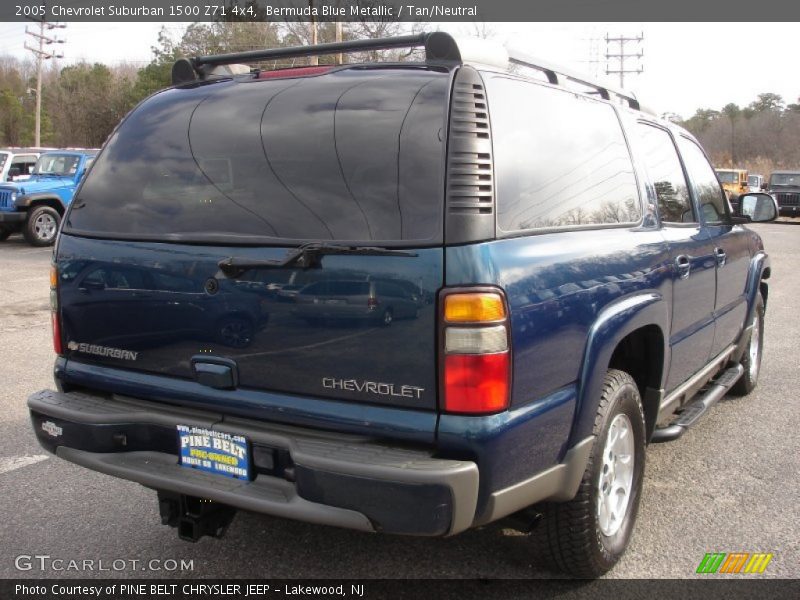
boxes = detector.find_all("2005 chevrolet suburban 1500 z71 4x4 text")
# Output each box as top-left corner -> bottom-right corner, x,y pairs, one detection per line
27,34 -> 777,577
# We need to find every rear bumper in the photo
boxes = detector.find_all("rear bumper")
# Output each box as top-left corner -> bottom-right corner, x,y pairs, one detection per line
0,210 -> 25,223
28,389 -> 479,536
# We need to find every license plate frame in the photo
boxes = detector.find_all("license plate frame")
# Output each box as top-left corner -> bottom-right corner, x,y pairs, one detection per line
177,425 -> 251,480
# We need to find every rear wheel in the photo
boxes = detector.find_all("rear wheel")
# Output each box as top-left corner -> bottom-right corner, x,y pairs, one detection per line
530,369 -> 646,577
730,292 -> 764,396
381,308 -> 393,327
23,206 -> 60,246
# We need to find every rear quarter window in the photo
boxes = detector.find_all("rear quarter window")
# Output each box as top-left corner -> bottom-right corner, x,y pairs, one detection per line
485,74 -> 641,233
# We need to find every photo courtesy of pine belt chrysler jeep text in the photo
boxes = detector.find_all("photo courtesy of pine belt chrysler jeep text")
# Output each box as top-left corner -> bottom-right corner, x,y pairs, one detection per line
27,33 -> 777,577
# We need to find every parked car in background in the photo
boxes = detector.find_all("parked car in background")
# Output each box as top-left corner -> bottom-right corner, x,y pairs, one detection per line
767,170 -> 800,216
747,173 -> 764,193
0,147 -> 53,183
58,260 -> 269,349
0,149 -> 97,246
293,279 -> 419,326
715,167 -> 748,198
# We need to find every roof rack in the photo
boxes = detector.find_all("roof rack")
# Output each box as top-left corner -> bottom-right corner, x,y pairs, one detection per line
172,32 -> 650,115
505,46 -> 644,112
171,32 -> 459,84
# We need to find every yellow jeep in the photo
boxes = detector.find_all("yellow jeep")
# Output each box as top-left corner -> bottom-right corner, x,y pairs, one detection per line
715,168 -> 749,201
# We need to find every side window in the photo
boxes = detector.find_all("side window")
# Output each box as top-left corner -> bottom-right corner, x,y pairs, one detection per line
676,137 -> 729,224
635,123 -> 695,224
487,75 -> 641,231
11,155 -> 37,175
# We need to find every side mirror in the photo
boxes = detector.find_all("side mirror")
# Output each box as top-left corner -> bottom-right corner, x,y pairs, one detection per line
7,167 -> 21,181
739,193 -> 778,223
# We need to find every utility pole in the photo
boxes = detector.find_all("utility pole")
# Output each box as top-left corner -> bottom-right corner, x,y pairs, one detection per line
309,0 -> 318,65
335,21 -> 343,64
582,35 -> 603,80
25,14 -> 65,147
605,32 -> 643,89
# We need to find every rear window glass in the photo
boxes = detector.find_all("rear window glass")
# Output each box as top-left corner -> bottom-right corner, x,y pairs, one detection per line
66,69 -> 449,245
486,74 -> 641,232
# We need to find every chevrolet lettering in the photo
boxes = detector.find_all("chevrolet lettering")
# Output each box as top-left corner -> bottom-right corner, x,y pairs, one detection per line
322,378 -> 425,399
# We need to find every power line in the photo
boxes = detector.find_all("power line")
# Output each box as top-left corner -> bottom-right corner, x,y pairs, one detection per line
24,8 -> 66,146
605,32 -> 643,89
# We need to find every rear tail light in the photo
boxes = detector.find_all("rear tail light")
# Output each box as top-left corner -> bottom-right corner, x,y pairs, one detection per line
440,289 -> 510,414
50,264 -> 63,355
367,296 -> 379,310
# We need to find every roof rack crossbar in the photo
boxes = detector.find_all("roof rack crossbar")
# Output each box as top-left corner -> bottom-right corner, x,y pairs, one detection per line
193,33 -> 431,69
173,32 -> 462,85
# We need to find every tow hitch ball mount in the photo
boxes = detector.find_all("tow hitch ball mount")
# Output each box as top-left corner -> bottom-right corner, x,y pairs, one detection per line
157,491 -> 238,542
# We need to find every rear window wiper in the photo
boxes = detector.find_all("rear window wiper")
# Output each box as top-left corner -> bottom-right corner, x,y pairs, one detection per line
218,243 -> 418,277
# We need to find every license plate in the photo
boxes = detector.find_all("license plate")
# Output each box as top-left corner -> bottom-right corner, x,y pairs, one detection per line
177,425 -> 250,480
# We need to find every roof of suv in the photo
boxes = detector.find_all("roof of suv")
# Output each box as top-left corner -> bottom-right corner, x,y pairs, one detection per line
175,32 -> 650,114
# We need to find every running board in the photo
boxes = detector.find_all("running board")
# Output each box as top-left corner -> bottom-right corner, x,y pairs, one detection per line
651,364 -> 744,443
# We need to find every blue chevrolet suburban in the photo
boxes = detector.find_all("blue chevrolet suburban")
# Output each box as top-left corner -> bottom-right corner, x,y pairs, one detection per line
0,150 -> 97,246
27,34 -> 777,577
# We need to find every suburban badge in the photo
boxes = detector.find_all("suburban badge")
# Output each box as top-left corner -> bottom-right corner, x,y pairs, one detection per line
67,341 -> 138,361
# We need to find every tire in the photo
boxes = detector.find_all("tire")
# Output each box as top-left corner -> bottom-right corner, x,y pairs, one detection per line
730,293 -> 764,396
0,227 -> 11,242
530,369 -> 646,577
216,316 -> 254,349
381,308 -> 393,327
23,206 -> 61,246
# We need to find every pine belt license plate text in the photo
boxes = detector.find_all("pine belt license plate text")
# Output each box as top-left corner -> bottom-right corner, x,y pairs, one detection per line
177,425 -> 250,480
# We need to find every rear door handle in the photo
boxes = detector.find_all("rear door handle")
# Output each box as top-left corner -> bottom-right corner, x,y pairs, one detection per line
675,255 -> 691,279
714,247 -> 727,266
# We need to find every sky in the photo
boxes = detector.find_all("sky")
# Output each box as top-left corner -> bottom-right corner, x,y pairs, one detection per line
0,21 -> 797,119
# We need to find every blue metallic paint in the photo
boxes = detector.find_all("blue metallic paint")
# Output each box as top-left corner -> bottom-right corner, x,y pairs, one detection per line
56,235 -> 443,412
58,359 -> 438,446
439,228 -> 676,496
437,384 -> 576,517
